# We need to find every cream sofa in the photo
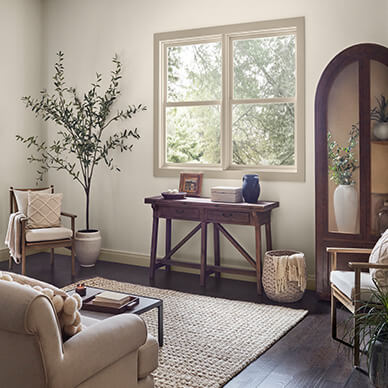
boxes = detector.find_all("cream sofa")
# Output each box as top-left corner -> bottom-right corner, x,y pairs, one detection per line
0,278 -> 158,388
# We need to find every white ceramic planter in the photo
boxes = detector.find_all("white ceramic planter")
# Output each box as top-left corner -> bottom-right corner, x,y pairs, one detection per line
373,122 -> 388,140
75,230 -> 102,267
334,185 -> 358,233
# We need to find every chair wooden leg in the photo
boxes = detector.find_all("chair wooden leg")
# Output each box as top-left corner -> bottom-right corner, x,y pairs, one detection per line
71,243 -> 75,277
331,289 -> 337,339
21,246 -> 26,275
50,248 -> 55,267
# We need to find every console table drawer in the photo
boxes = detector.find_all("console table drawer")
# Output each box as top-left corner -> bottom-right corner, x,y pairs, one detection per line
158,206 -> 200,220
207,210 -> 250,224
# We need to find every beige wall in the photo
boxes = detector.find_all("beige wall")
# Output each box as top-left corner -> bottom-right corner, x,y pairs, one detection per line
3,0 -> 388,284
42,0 -> 388,284
0,0 -> 44,258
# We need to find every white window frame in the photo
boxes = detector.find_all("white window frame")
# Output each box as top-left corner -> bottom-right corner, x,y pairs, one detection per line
154,17 -> 305,181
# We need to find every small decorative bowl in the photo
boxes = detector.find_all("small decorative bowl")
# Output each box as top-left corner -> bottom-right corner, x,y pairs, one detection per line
161,192 -> 186,200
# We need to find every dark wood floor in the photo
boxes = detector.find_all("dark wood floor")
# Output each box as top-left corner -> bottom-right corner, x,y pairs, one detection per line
1,254 -> 372,388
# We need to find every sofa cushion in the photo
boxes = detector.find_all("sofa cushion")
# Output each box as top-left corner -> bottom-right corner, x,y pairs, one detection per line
27,191 -> 62,228
25,227 -> 72,242
138,335 -> 159,379
369,228 -> 388,287
81,316 -> 100,328
330,270 -> 377,301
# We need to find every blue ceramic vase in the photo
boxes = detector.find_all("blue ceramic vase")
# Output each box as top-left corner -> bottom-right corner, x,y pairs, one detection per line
242,174 -> 261,203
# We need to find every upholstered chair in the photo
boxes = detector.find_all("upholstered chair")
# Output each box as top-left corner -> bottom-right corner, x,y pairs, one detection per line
329,246 -> 388,367
0,278 -> 158,388
8,186 -> 76,276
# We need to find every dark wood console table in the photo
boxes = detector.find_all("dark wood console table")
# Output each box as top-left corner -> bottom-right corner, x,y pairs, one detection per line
144,196 -> 279,294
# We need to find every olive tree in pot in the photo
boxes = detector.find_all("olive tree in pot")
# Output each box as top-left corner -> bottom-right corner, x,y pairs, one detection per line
17,51 -> 146,267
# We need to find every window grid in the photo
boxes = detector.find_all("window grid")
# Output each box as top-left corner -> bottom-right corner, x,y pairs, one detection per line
154,18 -> 305,181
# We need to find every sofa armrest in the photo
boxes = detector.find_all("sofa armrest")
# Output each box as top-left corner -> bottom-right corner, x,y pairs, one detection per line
58,314 -> 147,387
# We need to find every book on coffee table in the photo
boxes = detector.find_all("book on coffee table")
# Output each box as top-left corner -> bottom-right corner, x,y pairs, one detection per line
93,291 -> 131,305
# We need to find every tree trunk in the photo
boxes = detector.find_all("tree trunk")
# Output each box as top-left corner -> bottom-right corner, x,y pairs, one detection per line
85,187 -> 90,231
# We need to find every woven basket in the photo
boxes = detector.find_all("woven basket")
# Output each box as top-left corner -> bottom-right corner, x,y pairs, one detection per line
262,250 -> 306,303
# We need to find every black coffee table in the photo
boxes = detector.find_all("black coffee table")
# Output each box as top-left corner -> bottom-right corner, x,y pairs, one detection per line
68,286 -> 163,346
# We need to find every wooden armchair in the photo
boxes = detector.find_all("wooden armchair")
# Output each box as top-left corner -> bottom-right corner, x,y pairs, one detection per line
328,247 -> 388,367
9,186 -> 77,276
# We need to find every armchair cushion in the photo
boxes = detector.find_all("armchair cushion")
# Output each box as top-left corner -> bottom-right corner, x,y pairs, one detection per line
369,229 -> 388,287
27,191 -> 62,228
59,314 -> 147,388
330,270 -> 377,301
26,226 -> 72,242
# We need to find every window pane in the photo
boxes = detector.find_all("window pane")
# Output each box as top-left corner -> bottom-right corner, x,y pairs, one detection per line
167,42 -> 222,102
233,35 -> 296,99
166,105 -> 220,164
232,103 -> 295,166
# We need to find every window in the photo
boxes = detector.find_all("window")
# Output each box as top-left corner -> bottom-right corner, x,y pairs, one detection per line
154,18 -> 305,180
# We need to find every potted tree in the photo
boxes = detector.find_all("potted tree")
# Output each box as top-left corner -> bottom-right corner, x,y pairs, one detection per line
371,95 -> 388,140
327,124 -> 359,233
17,51 -> 146,267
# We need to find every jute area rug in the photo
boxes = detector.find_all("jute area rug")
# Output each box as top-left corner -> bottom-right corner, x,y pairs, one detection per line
64,277 -> 307,388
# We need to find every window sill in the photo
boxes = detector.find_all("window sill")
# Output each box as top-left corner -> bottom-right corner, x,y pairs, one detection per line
154,164 -> 305,181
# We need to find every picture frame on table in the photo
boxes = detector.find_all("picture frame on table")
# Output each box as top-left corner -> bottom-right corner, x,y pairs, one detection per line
179,173 -> 203,197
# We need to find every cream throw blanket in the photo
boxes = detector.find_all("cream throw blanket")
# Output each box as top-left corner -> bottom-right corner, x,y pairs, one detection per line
4,212 -> 25,264
273,253 -> 306,294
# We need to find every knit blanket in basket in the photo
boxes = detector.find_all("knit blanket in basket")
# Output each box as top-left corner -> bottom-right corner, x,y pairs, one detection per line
274,253 -> 306,294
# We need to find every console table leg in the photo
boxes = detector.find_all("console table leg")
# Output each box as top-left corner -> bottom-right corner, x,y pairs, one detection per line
149,214 -> 159,281
165,219 -> 172,272
200,222 -> 208,287
213,223 -> 220,280
255,223 -> 262,295
265,222 -> 272,251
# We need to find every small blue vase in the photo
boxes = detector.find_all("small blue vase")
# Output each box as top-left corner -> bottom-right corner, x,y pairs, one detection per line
242,174 -> 261,203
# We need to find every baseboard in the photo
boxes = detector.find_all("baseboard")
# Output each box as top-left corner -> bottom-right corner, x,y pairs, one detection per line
99,248 -> 317,291
47,247 -> 316,291
0,248 -> 9,262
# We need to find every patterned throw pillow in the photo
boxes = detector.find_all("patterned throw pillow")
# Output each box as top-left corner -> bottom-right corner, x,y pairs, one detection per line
369,229 -> 388,287
27,191 -> 63,228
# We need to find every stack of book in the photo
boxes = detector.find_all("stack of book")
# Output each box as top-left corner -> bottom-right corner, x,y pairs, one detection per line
211,186 -> 243,203
92,291 -> 132,308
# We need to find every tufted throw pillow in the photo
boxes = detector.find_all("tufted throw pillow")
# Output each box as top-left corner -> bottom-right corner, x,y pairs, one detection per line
0,271 -> 83,339
14,188 -> 52,215
369,229 -> 388,287
27,191 -> 62,228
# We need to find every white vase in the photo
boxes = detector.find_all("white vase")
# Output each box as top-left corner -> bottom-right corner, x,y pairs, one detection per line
334,185 -> 358,233
75,230 -> 102,267
373,122 -> 388,140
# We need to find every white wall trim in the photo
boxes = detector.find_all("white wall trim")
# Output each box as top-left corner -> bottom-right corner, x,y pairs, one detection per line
0,248 -> 9,262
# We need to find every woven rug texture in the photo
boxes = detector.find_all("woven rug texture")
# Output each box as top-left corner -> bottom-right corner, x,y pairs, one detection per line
64,277 -> 307,388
